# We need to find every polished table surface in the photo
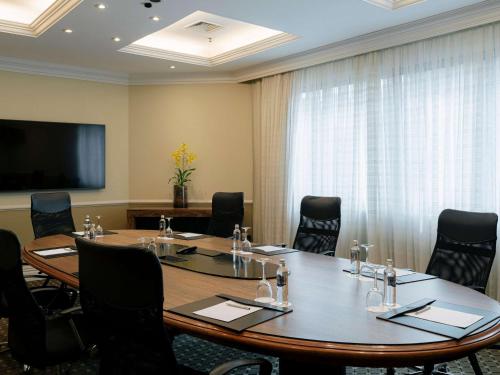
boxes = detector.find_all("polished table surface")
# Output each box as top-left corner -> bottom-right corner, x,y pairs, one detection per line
23,230 -> 500,367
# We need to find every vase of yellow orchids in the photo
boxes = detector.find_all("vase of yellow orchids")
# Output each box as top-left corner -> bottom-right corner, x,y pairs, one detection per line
169,143 -> 196,208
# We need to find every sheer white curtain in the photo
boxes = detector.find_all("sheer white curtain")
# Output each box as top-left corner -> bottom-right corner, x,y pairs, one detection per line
252,73 -> 293,243
285,23 -> 500,299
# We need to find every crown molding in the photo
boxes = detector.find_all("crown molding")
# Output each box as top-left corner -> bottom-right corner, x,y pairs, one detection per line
363,0 -> 425,11
0,0 -> 82,37
121,33 -> 298,67
234,0 -> 500,82
0,56 -> 129,85
128,76 -> 238,85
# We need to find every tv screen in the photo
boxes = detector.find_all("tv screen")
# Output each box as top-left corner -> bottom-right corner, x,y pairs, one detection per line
0,119 -> 105,191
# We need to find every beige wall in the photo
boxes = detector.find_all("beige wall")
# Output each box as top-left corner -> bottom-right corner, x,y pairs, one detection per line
128,84 -> 253,202
0,73 -> 254,244
0,71 -> 129,244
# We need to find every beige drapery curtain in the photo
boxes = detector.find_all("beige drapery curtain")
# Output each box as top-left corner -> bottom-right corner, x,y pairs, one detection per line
252,73 -> 292,244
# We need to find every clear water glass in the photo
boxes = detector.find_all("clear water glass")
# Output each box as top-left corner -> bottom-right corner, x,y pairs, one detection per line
255,257 -> 274,303
138,237 -> 157,253
241,227 -> 252,254
360,243 -> 374,280
95,215 -> 104,238
366,264 -> 387,312
166,217 -> 174,239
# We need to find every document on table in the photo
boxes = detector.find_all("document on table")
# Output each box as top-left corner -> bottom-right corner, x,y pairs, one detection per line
394,268 -> 416,277
72,231 -> 85,236
34,248 -> 77,257
193,301 -> 262,322
406,305 -> 483,328
253,245 -> 283,253
177,233 -> 202,239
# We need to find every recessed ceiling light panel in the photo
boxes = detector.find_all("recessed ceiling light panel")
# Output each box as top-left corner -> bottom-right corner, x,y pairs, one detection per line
112,36 -> 121,42
363,0 -> 425,10
0,0 -> 82,37
120,10 -> 298,67
95,3 -> 107,10
63,28 -> 73,33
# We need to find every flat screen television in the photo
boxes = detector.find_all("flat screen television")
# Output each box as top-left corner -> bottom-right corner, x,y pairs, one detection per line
0,119 -> 105,191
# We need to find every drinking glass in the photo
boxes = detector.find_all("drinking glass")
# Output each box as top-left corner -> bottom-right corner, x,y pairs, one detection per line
241,227 -> 252,254
166,217 -> 174,240
255,257 -> 274,303
138,237 -> 157,253
95,215 -> 104,238
360,243 -> 374,280
365,264 -> 387,312
241,253 -> 252,278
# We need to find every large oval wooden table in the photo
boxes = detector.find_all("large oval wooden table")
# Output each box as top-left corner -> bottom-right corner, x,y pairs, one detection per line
23,230 -> 500,372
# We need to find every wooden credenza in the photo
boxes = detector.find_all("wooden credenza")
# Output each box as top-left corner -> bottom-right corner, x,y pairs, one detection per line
127,207 -> 212,232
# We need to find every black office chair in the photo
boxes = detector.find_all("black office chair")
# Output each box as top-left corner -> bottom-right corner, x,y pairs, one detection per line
0,229 -> 87,373
31,192 -> 76,239
75,237 -> 272,375
207,192 -> 244,238
292,196 -> 341,256
425,209 -> 497,375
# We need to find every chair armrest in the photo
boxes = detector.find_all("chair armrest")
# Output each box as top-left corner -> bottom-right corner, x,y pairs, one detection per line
209,358 -> 273,375
58,306 -> 83,316
30,286 -> 60,294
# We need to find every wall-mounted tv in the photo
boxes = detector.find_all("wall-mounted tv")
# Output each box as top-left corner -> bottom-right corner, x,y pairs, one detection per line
0,119 -> 105,191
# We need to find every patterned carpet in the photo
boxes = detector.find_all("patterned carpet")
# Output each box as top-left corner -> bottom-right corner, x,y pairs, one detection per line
1,279 -> 498,374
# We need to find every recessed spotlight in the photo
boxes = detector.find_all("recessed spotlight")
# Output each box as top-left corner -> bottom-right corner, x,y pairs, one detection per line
150,16 -> 160,22
112,36 -> 121,42
170,65 -> 176,69
95,3 -> 107,9
63,28 -> 73,33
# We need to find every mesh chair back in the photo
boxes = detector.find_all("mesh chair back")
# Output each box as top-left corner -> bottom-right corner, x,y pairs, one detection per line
292,196 -> 341,255
0,230 -> 46,364
207,192 -> 244,237
426,209 -> 498,293
75,238 -> 177,374
31,192 -> 75,239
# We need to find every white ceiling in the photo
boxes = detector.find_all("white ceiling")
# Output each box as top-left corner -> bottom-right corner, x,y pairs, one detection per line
0,0 -> 56,24
0,0 -> 492,82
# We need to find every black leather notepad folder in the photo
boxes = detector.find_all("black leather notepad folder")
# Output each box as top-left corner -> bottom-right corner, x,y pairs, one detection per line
168,294 -> 292,332
250,246 -> 299,256
342,268 -> 437,285
377,298 -> 500,339
33,246 -> 78,259
65,230 -> 117,238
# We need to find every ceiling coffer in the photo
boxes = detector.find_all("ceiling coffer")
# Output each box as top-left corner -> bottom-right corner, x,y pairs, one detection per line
185,21 -> 223,33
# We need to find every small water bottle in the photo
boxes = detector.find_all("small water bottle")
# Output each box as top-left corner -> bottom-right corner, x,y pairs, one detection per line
232,224 -> 241,251
350,240 -> 361,277
83,214 -> 91,239
384,259 -> 397,307
159,215 -> 167,238
89,223 -> 96,240
95,215 -> 104,238
276,259 -> 291,307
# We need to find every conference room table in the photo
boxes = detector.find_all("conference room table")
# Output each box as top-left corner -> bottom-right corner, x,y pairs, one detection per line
23,230 -> 500,373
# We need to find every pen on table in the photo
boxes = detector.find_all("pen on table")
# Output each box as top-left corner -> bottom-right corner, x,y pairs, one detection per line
414,305 -> 431,315
226,302 -> 251,310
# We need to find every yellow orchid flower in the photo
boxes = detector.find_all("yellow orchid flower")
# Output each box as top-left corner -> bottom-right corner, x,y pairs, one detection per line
169,143 -> 197,186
